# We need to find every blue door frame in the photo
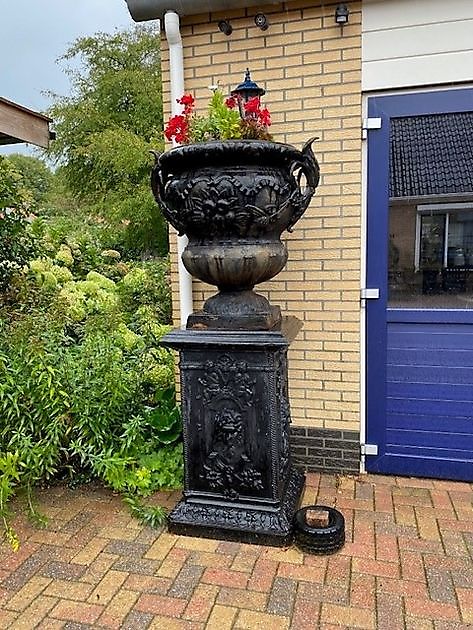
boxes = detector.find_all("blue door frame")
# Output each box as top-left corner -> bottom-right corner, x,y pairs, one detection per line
366,88 -> 473,481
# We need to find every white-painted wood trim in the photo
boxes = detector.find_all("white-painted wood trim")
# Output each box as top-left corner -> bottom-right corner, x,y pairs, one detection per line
362,0 -> 473,92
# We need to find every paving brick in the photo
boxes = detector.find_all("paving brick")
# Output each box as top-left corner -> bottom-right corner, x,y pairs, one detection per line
156,547 -> 190,579
71,537 -> 109,565
135,593 -> 187,618
216,541 -> 241,556
267,577 -> 297,616
168,563 -> 204,599
278,562 -> 325,583
324,555 -> 351,586
104,540 -> 149,557
400,550 -> 426,581
349,573 -> 375,609
455,587 -> 473,624
80,552 -> 117,585
148,616 -> 203,629
88,569 -> 128,605
376,577 -> 428,599
425,567 -> 456,604
144,532 -> 177,561
247,558 -> 278,592
265,546 -> 304,564
235,608 -> 290,629
206,604 -> 238,629
405,618 -> 434,630
50,599 -> 104,624
231,549 -> 260,573
183,583 -> 218,622
190,550 -> 234,568
4,576 -> 52,612
202,567 -> 249,588
376,591 -> 404,630
122,609 -> 154,629
41,561 -> 86,582
0,609 -> 18,627
97,525 -> 139,541
13,594 -> 58,627
1,554 -> 46,591
321,602 -> 376,628
291,594 -> 321,629
375,533 -> 399,563
112,555 -> 159,575
124,573 -> 171,594
175,536 -> 219,552
415,509 -> 442,541
404,597 -> 460,622
217,586 -> 267,612
98,588 -> 139,628
352,557 -> 399,579
44,579 -> 93,602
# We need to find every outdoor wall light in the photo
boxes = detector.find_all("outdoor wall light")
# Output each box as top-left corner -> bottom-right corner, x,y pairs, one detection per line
218,19 -> 233,36
231,68 -> 265,103
254,13 -> 269,31
335,3 -> 349,25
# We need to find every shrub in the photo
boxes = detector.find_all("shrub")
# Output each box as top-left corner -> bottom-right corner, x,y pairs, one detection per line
0,157 -> 37,290
0,246 -> 181,549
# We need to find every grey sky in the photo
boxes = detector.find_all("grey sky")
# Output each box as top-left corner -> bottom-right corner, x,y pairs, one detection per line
1,0 -> 144,155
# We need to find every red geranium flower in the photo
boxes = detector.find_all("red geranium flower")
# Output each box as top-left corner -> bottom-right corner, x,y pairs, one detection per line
225,96 -> 237,109
244,97 -> 261,115
258,108 -> 271,127
164,114 -> 189,143
177,94 -> 195,115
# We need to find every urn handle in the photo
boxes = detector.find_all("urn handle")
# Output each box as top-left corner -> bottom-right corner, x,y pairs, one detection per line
150,151 -> 185,235
286,137 -> 320,233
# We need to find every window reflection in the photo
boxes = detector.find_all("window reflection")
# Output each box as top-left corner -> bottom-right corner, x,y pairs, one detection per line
389,203 -> 473,308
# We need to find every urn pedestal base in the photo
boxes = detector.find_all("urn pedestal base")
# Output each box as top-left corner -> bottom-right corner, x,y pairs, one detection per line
161,318 -> 305,546
168,466 -> 304,546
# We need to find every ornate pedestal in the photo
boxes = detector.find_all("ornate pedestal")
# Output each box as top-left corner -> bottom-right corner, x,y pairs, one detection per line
161,318 -> 305,546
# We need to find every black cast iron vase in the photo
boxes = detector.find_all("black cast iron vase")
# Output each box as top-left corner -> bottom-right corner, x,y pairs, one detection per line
152,139 -> 320,330
151,139 -> 319,545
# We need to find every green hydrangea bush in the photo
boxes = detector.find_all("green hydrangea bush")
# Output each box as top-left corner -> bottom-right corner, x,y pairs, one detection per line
0,243 -> 181,549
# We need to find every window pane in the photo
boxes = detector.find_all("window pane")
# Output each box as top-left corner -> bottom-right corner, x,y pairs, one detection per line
389,204 -> 473,308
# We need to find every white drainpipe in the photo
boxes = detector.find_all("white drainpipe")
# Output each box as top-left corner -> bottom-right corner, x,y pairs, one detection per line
164,11 -> 193,328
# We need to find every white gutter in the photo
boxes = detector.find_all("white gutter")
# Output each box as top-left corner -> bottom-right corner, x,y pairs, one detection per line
164,11 -> 193,328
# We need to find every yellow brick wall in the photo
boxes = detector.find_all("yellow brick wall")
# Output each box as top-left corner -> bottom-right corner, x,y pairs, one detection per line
162,0 -> 362,432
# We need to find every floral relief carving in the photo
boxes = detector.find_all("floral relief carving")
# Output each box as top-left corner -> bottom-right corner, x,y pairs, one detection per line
196,355 -> 262,497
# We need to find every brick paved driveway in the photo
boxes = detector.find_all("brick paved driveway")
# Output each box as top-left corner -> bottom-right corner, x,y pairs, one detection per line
1,473 -> 472,629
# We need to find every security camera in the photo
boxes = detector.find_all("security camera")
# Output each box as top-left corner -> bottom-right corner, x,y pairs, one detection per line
218,20 -> 233,36
254,13 -> 269,31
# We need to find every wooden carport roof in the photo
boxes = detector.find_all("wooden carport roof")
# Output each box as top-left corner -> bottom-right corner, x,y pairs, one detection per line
0,97 -> 53,149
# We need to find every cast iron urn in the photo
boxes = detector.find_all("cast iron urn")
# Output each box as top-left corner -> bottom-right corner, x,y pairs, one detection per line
152,139 -> 320,329
152,138 -> 320,545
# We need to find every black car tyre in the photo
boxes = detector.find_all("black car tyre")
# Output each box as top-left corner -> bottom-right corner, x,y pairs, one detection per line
293,505 -> 345,554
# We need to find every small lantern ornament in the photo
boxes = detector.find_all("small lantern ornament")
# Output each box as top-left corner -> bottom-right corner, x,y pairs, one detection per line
231,69 -> 265,103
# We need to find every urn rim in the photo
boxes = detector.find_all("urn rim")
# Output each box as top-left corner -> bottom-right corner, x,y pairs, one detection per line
157,138 -> 309,170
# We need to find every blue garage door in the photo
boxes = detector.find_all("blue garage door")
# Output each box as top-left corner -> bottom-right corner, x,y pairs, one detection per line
366,89 -> 473,481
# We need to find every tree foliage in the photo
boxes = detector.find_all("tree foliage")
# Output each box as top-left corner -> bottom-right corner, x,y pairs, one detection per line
47,26 -> 167,256
6,155 -> 53,210
0,157 -> 36,289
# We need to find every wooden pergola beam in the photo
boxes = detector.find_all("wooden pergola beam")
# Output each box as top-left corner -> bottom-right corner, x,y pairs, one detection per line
0,97 -> 52,149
